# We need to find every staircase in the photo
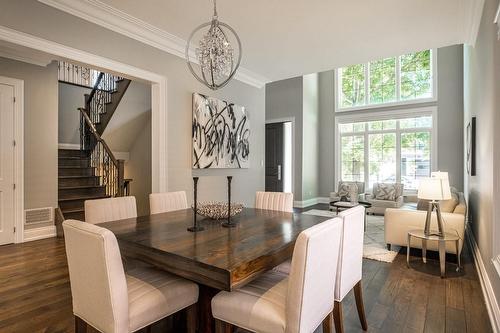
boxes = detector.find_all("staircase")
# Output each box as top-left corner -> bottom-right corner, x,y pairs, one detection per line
57,63 -> 131,224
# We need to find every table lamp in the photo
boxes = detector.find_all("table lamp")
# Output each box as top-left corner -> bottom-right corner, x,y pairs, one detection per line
417,172 -> 451,236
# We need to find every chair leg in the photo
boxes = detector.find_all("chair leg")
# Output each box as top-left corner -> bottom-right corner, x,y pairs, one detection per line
322,311 -> 334,333
333,301 -> 343,333
186,303 -> 197,333
354,281 -> 368,330
215,319 -> 233,333
75,316 -> 87,333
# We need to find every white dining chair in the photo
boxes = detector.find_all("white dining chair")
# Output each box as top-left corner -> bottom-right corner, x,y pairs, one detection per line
255,191 -> 294,212
211,217 -> 343,333
63,220 -> 199,333
274,206 -> 368,332
149,191 -> 188,214
84,196 -> 137,224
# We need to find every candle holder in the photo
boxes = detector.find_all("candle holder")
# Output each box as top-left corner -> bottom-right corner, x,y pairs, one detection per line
221,176 -> 237,228
188,177 -> 205,232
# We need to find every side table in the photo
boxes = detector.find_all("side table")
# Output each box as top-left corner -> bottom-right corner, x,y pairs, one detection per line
406,229 -> 461,278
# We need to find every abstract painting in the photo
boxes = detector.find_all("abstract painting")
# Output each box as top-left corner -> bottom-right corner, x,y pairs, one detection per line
192,93 -> 250,168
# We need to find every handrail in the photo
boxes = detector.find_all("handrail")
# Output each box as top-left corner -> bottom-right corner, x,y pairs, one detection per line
85,72 -> 104,108
79,107 -> 118,166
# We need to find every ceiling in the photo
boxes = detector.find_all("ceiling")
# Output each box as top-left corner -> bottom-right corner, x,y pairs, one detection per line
40,0 -> 483,84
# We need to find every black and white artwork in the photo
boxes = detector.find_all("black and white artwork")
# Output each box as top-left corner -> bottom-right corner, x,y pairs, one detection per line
192,93 -> 250,169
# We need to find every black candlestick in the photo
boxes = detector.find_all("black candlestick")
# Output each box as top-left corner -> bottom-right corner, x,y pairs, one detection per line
222,176 -> 236,228
188,177 -> 204,232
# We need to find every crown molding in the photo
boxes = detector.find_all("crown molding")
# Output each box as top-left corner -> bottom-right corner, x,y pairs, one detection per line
460,0 -> 486,46
38,0 -> 269,88
494,2 -> 500,40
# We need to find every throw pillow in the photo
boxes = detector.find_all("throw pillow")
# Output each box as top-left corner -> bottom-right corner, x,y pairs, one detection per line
375,183 -> 396,201
338,183 -> 358,201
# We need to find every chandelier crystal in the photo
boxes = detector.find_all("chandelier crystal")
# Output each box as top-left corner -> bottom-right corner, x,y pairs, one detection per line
186,0 -> 242,90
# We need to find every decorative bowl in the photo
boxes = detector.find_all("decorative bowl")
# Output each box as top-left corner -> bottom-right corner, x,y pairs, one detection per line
194,201 -> 244,220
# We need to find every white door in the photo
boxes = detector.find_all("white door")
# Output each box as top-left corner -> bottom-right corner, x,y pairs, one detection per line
0,83 -> 15,245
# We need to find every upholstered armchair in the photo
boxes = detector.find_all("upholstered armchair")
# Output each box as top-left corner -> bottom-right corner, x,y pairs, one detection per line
365,182 -> 404,215
330,181 -> 366,202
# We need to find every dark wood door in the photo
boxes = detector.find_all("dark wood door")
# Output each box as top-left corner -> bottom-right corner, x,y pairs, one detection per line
265,123 -> 284,192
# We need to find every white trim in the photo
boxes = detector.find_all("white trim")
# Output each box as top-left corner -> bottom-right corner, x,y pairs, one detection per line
335,49 -> 437,113
0,76 -> 25,244
37,0 -> 269,88
23,225 -> 56,242
293,197 -> 330,208
495,2 -> 500,40
0,25 -> 168,196
467,229 -> 500,333
493,255 -> 500,280
58,143 -> 130,161
0,50 -> 51,68
460,0 -> 486,46
334,106 -> 438,190
266,117 -> 296,196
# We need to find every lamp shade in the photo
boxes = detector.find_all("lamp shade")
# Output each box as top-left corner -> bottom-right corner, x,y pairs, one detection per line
418,172 -> 452,200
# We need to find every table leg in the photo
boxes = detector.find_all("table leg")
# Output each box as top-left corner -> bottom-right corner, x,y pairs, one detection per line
407,234 -> 411,268
422,239 -> 427,264
198,284 -> 219,333
456,240 -> 461,272
439,240 -> 446,278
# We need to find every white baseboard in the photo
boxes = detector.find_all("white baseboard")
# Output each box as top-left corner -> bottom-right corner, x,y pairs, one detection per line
294,197 -> 330,208
58,143 -> 79,150
466,229 -> 500,332
58,143 -> 130,161
23,225 -> 56,242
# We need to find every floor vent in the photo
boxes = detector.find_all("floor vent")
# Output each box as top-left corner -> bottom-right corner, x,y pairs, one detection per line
25,207 -> 53,225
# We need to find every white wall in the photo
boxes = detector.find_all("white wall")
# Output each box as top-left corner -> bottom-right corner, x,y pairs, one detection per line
302,73 -> 319,201
0,0 -> 265,209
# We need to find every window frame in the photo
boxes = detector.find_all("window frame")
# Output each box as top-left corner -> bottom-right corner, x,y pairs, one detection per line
334,106 -> 438,194
335,49 -> 437,112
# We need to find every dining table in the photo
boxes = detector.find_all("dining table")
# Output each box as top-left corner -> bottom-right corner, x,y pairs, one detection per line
99,207 -> 330,333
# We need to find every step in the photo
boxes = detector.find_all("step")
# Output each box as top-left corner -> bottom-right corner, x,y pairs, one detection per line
59,185 -> 106,199
58,166 -> 95,177
60,208 -> 85,221
58,157 -> 90,167
58,176 -> 100,187
59,194 -> 110,210
58,149 -> 89,158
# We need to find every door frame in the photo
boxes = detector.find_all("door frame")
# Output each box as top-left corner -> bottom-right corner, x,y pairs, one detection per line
265,117 -> 295,195
0,76 -> 24,244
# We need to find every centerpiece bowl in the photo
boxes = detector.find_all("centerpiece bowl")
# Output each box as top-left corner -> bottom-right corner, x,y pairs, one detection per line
194,201 -> 244,220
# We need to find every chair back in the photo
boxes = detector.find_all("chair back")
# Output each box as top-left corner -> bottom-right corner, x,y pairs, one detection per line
149,191 -> 188,214
336,206 -> 365,301
338,181 -> 365,194
63,220 -> 128,333
285,217 -> 343,333
255,191 -> 294,212
85,196 -> 137,224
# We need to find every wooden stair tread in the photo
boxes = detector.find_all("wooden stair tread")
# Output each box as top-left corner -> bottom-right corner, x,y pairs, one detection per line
58,156 -> 90,160
59,185 -> 105,190
59,194 -> 110,202
58,166 -> 95,169
61,208 -> 84,214
58,175 -> 98,179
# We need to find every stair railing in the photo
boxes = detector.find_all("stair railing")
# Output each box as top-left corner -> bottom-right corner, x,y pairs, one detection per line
79,108 -> 125,197
85,72 -> 122,127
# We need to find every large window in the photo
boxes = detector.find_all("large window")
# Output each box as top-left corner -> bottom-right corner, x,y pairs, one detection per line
337,50 -> 435,111
337,112 -> 434,190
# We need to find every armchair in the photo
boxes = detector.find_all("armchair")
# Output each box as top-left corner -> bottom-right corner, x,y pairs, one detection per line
365,182 -> 404,215
330,181 -> 366,202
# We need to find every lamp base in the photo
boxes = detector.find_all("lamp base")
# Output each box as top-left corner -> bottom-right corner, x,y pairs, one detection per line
187,225 -> 205,232
424,200 -> 445,237
221,221 -> 237,228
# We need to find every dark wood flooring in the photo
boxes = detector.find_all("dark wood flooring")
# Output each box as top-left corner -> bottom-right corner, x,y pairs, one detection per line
0,207 -> 493,333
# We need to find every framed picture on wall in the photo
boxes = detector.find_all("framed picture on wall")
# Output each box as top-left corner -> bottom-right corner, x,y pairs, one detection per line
466,116 -> 476,176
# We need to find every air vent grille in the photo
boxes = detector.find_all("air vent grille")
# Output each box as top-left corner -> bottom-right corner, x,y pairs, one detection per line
25,207 -> 53,225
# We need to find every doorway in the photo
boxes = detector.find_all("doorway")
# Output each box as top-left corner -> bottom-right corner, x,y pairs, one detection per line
265,121 -> 292,193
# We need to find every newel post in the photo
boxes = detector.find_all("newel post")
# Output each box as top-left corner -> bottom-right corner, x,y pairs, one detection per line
117,159 -> 125,196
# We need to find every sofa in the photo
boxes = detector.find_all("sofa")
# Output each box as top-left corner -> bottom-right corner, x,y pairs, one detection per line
384,188 -> 466,254
365,182 -> 404,215
330,181 -> 365,202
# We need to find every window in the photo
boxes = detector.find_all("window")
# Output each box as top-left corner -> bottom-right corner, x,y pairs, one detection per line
337,50 -> 435,111
337,111 -> 435,190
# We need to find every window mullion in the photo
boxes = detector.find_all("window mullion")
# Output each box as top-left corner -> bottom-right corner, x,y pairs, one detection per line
365,63 -> 370,106
364,124 -> 369,188
396,55 -> 401,103
396,120 -> 401,184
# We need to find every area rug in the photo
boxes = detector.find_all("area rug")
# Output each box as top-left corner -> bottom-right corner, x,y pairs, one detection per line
302,209 -> 400,263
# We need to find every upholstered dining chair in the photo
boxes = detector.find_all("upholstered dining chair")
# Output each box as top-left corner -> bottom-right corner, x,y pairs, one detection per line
211,217 -> 343,333
274,206 -> 368,333
85,196 -> 137,224
255,191 -> 294,212
63,220 -> 199,333
149,191 -> 188,214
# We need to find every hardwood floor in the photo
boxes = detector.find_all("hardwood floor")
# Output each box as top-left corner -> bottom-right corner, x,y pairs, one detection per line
0,216 -> 492,333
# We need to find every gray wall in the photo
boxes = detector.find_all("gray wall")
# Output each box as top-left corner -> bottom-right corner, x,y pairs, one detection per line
0,0 -> 265,210
58,83 -> 89,144
0,57 -> 58,221
464,0 -> 500,314
302,73 -> 319,201
266,45 -> 465,202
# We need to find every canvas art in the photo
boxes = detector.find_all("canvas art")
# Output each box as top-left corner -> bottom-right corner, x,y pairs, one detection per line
192,93 -> 250,168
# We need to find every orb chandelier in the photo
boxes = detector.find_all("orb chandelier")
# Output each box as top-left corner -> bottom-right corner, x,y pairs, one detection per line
185,0 -> 242,90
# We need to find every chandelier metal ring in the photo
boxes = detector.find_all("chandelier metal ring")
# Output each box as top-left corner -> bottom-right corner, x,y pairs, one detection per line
185,0 -> 242,90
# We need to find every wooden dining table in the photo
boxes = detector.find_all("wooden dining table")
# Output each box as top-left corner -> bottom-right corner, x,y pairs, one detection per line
99,207 -> 329,333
